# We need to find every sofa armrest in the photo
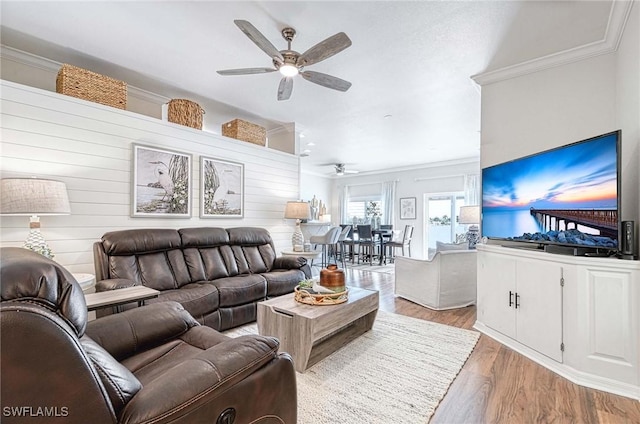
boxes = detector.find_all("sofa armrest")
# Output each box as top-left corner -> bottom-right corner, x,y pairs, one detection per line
119,335 -> 288,424
95,278 -> 140,292
85,301 -> 199,361
273,255 -> 307,270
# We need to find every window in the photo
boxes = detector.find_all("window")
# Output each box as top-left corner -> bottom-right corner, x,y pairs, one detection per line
347,199 -> 383,224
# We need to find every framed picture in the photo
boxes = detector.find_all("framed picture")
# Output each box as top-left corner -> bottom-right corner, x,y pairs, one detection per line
400,197 -> 416,220
131,144 -> 192,218
200,156 -> 244,218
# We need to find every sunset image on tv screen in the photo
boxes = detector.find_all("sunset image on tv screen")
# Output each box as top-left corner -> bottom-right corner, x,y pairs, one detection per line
482,132 -> 618,240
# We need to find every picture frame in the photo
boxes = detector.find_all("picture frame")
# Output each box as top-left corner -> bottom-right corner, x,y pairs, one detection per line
400,197 -> 417,220
200,156 -> 244,218
131,144 -> 192,218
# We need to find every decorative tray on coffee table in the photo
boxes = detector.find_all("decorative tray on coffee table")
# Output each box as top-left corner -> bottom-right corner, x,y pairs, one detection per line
294,285 -> 349,306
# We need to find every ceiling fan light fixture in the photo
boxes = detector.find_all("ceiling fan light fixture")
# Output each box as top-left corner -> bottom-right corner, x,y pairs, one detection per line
279,64 -> 299,77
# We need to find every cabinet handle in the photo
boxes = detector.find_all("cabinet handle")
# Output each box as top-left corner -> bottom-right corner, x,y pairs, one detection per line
515,293 -> 520,309
509,291 -> 514,307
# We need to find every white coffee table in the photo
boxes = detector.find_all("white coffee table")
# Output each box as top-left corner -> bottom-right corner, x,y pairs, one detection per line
257,286 -> 379,373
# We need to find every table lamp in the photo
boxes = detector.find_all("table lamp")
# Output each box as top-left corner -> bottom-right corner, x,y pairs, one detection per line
459,205 -> 480,249
284,201 -> 311,252
1,178 -> 71,258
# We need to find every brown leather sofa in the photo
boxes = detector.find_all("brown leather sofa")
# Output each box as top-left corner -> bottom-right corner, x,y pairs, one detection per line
94,227 -> 309,331
0,247 -> 297,424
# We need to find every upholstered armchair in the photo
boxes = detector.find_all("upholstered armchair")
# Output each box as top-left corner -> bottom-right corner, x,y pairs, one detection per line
394,249 -> 477,310
0,247 -> 297,424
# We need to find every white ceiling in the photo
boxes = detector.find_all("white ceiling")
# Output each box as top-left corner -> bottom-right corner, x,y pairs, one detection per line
0,1 -> 616,176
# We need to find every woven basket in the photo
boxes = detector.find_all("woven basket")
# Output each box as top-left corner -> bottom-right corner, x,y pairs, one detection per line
222,119 -> 266,146
56,64 -> 127,109
294,286 -> 349,306
167,99 -> 205,129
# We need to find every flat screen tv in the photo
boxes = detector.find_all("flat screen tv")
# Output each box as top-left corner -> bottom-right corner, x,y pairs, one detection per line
481,130 -> 621,255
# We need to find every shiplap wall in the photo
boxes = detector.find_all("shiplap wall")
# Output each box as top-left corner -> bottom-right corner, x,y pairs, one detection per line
0,80 -> 301,273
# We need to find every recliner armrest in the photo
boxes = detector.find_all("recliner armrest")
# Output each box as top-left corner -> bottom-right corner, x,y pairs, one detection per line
85,301 -> 199,361
273,255 -> 307,269
95,278 -> 140,292
119,335 -> 286,424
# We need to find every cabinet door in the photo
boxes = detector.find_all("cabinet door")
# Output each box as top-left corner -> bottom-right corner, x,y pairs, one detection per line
477,251 -> 517,338
516,260 -> 566,362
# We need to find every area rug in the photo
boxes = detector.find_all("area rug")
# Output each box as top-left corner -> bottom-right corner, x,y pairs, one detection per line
345,262 -> 396,274
225,310 -> 479,423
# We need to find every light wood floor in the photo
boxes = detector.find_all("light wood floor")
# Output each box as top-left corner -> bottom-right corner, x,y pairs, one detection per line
344,268 -> 640,424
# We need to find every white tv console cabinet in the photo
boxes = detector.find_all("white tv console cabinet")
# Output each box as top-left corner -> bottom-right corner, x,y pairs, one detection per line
475,244 -> 639,400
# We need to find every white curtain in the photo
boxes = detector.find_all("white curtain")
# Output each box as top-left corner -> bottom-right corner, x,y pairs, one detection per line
339,185 -> 350,224
382,180 -> 397,225
464,174 -> 480,205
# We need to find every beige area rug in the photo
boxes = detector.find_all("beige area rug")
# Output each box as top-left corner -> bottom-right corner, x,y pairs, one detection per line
225,310 -> 479,423
345,262 -> 396,274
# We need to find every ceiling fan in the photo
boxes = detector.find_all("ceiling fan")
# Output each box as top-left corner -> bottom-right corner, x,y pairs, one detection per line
217,20 -> 352,101
335,163 -> 359,176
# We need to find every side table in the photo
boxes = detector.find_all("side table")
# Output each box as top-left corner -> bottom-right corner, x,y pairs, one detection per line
84,286 -> 160,312
73,273 -> 96,294
281,250 -> 323,273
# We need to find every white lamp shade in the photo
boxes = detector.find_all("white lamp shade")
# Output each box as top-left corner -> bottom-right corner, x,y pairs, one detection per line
458,205 -> 480,224
284,201 -> 311,220
1,178 -> 71,215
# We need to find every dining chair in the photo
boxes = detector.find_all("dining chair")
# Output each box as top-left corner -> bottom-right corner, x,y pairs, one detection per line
356,224 -> 380,265
386,224 -> 414,261
341,225 -> 359,264
335,225 -> 353,268
309,226 -> 342,267
377,224 -> 394,264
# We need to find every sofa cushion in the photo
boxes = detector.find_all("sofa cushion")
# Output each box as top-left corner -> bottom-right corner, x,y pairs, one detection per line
147,283 -> 219,321
183,246 -> 236,281
228,227 -> 277,274
179,227 -> 230,247
121,326 -> 230,385
262,269 -> 305,297
212,275 -> 266,307
102,229 -> 181,255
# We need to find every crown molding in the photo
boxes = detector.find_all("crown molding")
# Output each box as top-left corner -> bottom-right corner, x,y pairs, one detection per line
471,0 -> 634,86
0,45 -> 170,104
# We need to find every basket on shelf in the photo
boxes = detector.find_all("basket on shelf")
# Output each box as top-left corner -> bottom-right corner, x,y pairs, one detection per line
221,119 -> 266,146
167,99 -> 205,130
56,64 -> 127,110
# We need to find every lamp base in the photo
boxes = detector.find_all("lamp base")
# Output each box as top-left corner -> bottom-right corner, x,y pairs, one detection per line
292,221 -> 305,251
466,225 -> 480,250
24,228 -> 54,259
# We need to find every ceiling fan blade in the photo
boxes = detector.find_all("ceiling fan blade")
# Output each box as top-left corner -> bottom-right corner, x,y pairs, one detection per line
301,71 -> 352,92
217,67 -> 277,76
278,77 -> 293,101
234,20 -> 284,62
298,32 -> 352,67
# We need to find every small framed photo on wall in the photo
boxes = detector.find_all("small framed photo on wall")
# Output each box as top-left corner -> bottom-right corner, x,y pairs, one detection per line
400,197 -> 417,220
131,144 -> 192,218
200,156 -> 244,218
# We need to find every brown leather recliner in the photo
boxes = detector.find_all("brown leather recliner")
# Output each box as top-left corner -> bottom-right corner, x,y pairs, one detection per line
0,247 -> 297,424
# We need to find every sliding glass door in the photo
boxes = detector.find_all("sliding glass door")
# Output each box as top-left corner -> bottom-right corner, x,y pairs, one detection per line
424,193 -> 465,251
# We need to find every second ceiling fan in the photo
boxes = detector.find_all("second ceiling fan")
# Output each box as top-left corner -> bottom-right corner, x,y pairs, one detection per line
217,20 -> 352,101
